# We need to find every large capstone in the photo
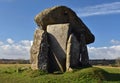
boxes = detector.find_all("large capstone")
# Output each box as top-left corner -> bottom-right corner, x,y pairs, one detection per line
35,6 -> 95,44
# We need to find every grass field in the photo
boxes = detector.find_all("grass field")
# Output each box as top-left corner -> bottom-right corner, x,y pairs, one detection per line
0,64 -> 120,83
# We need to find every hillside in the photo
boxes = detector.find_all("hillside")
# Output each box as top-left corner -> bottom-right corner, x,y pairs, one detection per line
0,64 -> 120,83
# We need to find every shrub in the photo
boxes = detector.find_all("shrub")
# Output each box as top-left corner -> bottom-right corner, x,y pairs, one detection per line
115,57 -> 120,67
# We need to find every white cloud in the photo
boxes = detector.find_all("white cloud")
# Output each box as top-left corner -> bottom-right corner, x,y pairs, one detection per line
88,45 -> 120,59
110,39 -> 120,45
7,38 -> 14,44
0,39 -> 32,59
77,2 -> 120,17
0,41 -> 3,45
20,40 -> 33,46
1,38 -> 120,60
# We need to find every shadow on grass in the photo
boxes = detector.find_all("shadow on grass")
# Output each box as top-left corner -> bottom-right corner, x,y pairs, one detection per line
104,72 -> 120,81
96,67 -> 120,81
89,67 -> 120,82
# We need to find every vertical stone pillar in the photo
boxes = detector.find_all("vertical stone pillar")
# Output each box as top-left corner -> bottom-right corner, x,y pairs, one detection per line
66,34 -> 80,72
80,33 -> 89,66
30,29 -> 48,71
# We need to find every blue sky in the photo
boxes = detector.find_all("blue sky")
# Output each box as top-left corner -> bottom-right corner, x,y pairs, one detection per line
0,0 -> 120,59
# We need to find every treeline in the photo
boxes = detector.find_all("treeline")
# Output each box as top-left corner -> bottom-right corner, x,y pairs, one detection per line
0,59 -> 119,67
0,59 -> 30,64
89,59 -> 116,65
89,58 -> 120,67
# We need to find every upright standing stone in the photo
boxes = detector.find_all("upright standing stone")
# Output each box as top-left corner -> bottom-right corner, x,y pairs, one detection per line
79,33 -> 89,66
30,29 -> 48,71
66,34 -> 80,72
47,23 -> 71,72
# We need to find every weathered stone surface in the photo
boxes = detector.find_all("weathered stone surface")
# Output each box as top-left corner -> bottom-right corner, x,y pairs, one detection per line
35,6 -> 95,44
30,29 -> 48,70
30,6 -> 95,72
47,23 -> 71,72
79,33 -> 89,66
66,34 -> 80,72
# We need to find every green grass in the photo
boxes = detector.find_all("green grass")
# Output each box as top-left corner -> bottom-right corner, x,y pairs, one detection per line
0,64 -> 120,83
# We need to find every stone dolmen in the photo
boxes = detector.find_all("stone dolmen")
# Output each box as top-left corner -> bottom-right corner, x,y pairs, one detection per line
30,6 -> 95,73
